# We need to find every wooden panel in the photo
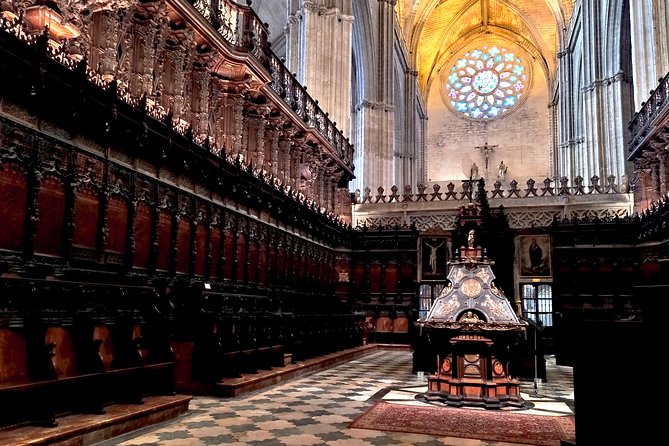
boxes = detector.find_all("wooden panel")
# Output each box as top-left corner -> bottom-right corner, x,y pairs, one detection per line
35,176 -> 65,256
353,263 -> 366,293
176,218 -> 191,273
235,233 -> 247,283
0,164 -> 27,252
156,211 -> 172,271
133,202 -> 152,269
375,314 -> 392,332
93,325 -> 114,371
209,227 -> 221,278
393,314 -> 409,333
73,187 -> 99,249
369,264 -> 382,294
247,240 -> 258,284
400,263 -> 415,291
106,196 -> 128,254
276,248 -> 285,284
0,329 -> 28,383
258,243 -> 267,286
45,327 -> 77,378
223,229 -> 235,280
385,264 -> 398,294
194,224 -> 207,276
267,245 -> 276,287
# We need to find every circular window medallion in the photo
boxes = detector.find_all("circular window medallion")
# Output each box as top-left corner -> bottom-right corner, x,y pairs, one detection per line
472,70 -> 499,94
461,278 -> 482,297
443,45 -> 531,120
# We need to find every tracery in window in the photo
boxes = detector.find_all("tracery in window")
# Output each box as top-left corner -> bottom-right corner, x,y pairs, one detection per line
443,46 -> 530,121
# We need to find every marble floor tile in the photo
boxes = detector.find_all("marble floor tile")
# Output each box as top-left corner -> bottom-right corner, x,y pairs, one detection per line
94,350 -> 574,446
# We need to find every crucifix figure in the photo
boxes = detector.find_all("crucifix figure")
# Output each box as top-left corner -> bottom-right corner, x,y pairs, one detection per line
475,142 -> 498,171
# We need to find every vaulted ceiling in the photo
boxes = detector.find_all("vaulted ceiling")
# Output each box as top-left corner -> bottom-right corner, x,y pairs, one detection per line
396,0 -> 575,94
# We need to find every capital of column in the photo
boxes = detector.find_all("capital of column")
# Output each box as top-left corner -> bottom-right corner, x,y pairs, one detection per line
302,1 -> 326,14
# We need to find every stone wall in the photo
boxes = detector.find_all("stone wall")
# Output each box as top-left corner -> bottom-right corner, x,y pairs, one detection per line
425,58 -> 551,187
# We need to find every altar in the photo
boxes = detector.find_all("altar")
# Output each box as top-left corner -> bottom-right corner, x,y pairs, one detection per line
416,245 -> 527,409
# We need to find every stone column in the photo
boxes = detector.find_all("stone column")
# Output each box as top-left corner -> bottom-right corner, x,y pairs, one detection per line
630,0 -> 669,111
580,0 -> 632,183
287,0 -> 354,137
556,48 -> 574,180
351,0 -> 395,193
418,111 -> 428,185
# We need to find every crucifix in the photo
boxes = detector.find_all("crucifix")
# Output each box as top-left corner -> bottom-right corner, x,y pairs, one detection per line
475,141 -> 498,171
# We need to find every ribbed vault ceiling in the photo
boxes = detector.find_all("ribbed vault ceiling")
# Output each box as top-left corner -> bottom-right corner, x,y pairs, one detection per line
396,0 -> 575,94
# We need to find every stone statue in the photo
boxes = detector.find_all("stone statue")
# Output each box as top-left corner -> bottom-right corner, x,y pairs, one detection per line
498,160 -> 507,180
470,162 -> 479,179
467,229 -> 475,248
460,311 -> 480,323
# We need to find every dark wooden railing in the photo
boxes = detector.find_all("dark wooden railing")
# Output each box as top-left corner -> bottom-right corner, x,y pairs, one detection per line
189,0 -> 353,167
628,70 -> 669,157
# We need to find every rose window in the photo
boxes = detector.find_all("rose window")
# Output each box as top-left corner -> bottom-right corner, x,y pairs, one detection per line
444,46 -> 529,120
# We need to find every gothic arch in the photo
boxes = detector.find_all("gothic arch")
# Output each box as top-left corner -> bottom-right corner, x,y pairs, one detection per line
351,0 -> 376,104
425,25 -> 551,98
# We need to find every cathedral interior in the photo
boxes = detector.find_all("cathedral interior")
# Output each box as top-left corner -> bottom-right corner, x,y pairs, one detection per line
0,0 -> 666,444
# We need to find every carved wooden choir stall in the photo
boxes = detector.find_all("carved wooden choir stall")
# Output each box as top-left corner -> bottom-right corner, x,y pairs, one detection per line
416,241 -> 527,409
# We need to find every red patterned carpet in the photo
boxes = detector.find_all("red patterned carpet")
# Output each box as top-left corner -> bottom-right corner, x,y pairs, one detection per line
349,401 -> 575,446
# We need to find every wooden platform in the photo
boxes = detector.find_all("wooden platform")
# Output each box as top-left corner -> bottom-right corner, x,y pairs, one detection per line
0,395 -> 191,446
216,343 -> 410,397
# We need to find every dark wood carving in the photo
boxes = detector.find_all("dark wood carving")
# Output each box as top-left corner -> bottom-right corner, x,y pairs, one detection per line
209,226 -> 222,279
133,202 -> 152,269
247,223 -> 258,285
34,175 -> 66,256
384,263 -> 398,294
275,235 -> 285,287
223,215 -> 236,282
194,223 -> 207,277
72,185 -> 100,259
176,218 -> 192,274
369,263 -> 382,294
257,228 -> 267,287
236,229 -> 248,284
106,196 -> 128,262
0,163 -> 27,252
156,210 -> 172,271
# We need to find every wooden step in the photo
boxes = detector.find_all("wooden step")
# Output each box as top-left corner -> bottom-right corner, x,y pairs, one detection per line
216,344 -> 384,397
0,395 -> 191,446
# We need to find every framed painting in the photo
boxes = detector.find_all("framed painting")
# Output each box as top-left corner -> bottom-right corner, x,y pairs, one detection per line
419,237 -> 449,281
518,235 -> 552,278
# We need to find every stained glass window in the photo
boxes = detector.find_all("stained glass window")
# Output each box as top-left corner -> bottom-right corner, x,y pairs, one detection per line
444,46 -> 529,120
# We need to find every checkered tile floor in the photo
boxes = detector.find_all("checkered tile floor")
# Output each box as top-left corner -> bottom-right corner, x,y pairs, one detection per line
95,351 -> 573,446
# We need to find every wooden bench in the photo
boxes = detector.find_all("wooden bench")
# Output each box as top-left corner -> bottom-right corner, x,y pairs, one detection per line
0,278 -> 178,431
